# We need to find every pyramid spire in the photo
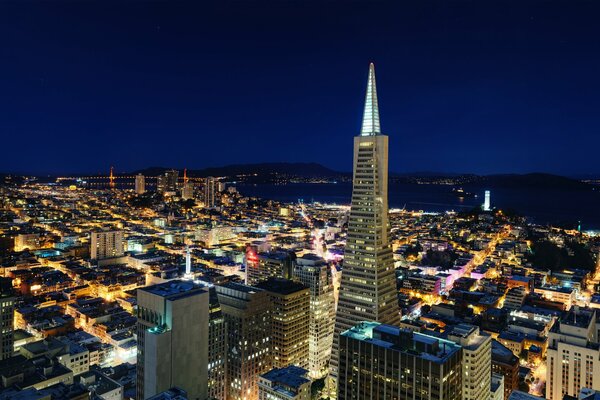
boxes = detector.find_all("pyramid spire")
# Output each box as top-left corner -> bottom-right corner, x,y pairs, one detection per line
360,63 -> 381,136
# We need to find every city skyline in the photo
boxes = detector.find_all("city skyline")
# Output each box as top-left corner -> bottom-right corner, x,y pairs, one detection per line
2,2 -> 600,175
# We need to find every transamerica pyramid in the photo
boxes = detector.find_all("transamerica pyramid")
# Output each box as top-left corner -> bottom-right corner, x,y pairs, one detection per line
329,63 -> 401,383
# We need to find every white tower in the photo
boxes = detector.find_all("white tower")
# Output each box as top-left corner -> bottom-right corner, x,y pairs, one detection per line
483,190 -> 491,211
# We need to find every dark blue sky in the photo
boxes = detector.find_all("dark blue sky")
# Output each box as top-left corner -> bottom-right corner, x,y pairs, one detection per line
1,1 -> 600,176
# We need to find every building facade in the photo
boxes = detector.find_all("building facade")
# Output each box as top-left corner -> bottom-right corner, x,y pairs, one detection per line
0,278 -> 15,360
246,250 -> 295,286
293,255 -> 335,379
546,308 -> 600,400
136,280 -> 209,400
216,282 -> 273,400
256,278 -> 310,370
90,229 -> 124,260
448,324 -> 492,400
338,322 -> 463,400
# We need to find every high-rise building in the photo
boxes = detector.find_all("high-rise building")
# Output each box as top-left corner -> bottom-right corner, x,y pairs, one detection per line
546,307 -> 600,400
165,169 -> 179,192
156,175 -> 167,193
338,321 -> 463,400
136,280 -> 209,400
135,174 -> 146,195
484,190 -> 491,211
0,278 -> 15,360
90,229 -> 124,260
293,254 -> 335,379
204,177 -> 217,208
448,324 -> 492,400
331,64 -> 401,379
216,282 -> 273,400
181,182 -> 194,200
256,278 -> 310,370
258,366 -> 312,400
246,250 -> 295,286
208,286 -> 227,400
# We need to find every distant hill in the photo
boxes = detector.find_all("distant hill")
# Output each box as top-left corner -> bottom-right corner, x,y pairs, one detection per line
130,164 -> 591,189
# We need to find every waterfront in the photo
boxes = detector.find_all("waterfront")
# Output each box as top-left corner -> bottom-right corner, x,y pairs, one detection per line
238,182 -> 600,229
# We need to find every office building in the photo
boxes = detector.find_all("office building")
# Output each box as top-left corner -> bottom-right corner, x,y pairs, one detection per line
256,278 -> 309,369
484,190 -> 491,211
136,280 -> 209,400
216,282 -> 273,400
331,63 -> 401,378
246,250 -> 295,286
448,324 -> 492,400
546,308 -> 600,400
135,174 -> 146,195
338,321 -> 463,400
258,366 -> 312,400
0,278 -> 15,360
90,229 -> 124,260
204,177 -> 217,208
157,175 -> 167,193
181,182 -> 194,200
208,286 -> 227,400
165,169 -> 179,192
293,254 -> 335,379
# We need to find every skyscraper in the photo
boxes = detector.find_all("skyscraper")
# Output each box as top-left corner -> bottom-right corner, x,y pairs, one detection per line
165,169 -> 179,192
448,324 -> 492,400
293,254 -> 335,379
204,176 -> 217,208
216,282 -> 273,400
338,322 -> 463,400
136,280 -> 209,400
256,278 -> 310,370
207,286 -> 227,400
0,278 -> 15,361
330,63 -> 401,380
135,174 -> 146,195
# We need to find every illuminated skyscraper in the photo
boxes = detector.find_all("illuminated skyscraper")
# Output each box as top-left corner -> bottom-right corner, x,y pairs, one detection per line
330,63 -> 401,380
135,174 -> 146,195
204,176 -> 217,208
216,282 -> 273,400
293,254 -> 335,379
165,169 -> 179,192
256,278 -> 310,370
484,190 -> 491,211
0,278 -> 15,361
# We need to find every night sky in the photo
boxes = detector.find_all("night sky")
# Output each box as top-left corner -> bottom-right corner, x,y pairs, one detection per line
2,1 -> 600,176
